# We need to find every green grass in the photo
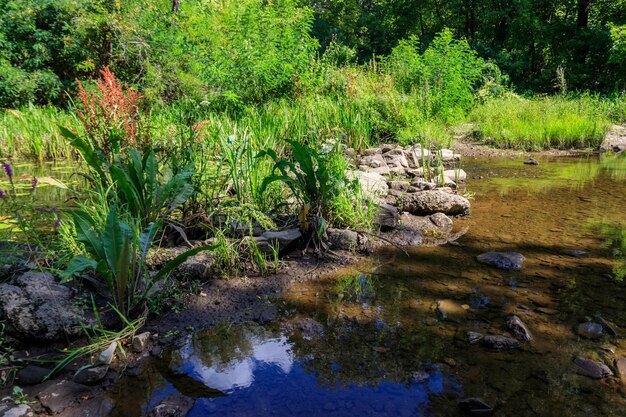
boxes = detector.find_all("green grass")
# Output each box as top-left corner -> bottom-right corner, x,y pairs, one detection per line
469,94 -> 615,150
0,106 -> 81,162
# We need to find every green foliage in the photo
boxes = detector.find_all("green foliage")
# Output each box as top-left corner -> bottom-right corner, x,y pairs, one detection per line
62,205 -> 213,315
385,30 -> 485,121
110,149 -> 195,228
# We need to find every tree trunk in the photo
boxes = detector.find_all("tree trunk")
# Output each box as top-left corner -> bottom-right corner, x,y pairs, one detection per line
172,0 -> 181,14
577,0 -> 590,28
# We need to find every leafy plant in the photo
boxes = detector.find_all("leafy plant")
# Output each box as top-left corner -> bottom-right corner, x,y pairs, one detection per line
62,205 -> 213,316
109,148 -> 195,228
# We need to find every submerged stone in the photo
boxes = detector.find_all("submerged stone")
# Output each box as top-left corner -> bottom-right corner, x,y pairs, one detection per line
576,322 -> 604,340
467,331 -> 484,344
458,397 -> 494,416
436,299 -> 467,322
507,315 -> 532,341
476,252 -> 525,270
574,357 -> 613,379
481,335 -> 520,350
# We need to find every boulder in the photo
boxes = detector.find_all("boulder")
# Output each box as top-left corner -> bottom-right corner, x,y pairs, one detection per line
374,203 -> 399,231
476,252 -> 525,270
430,213 -> 453,228
574,357 -> 613,379
507,315 -> 532,341
481,335 -> 520,350
0,272 -> 88,341
576,322 -> 604,340
400,190 -> 471,215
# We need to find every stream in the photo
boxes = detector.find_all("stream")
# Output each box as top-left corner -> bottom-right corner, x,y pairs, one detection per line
110,154 -> 626,417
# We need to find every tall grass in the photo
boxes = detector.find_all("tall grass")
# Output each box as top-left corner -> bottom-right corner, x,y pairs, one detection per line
469,94 -> 620,150
0,106 -> 81,161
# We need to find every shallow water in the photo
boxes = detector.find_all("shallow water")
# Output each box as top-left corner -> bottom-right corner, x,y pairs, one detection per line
0,161 -> 79,236
111,154 -> 626,417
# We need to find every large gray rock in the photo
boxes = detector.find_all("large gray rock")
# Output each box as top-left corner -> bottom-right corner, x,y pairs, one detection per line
574,357 -> 613,379
400,190 -> 470,215
476,252 -> 525,270
0,272 -> 87,341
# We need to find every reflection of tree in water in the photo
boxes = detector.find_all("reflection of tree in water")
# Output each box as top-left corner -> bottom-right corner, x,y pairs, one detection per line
287,317 -> 447,387
190,323 -> 257,371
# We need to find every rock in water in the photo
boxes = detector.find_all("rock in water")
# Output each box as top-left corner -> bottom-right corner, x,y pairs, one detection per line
574,357 -> 613,379
148,392 -> 195,417
481,335 -> 520,350
458,397 -> 494,416
507,315 -> 532,341
401,190 -> 471,216
476,252 -> 525,270
576,322 -> 604,339
436,299 -> 467,322
467,332 -> 484,344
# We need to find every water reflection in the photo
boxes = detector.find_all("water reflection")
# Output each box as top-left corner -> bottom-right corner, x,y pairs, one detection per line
113,323 -> 463,417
